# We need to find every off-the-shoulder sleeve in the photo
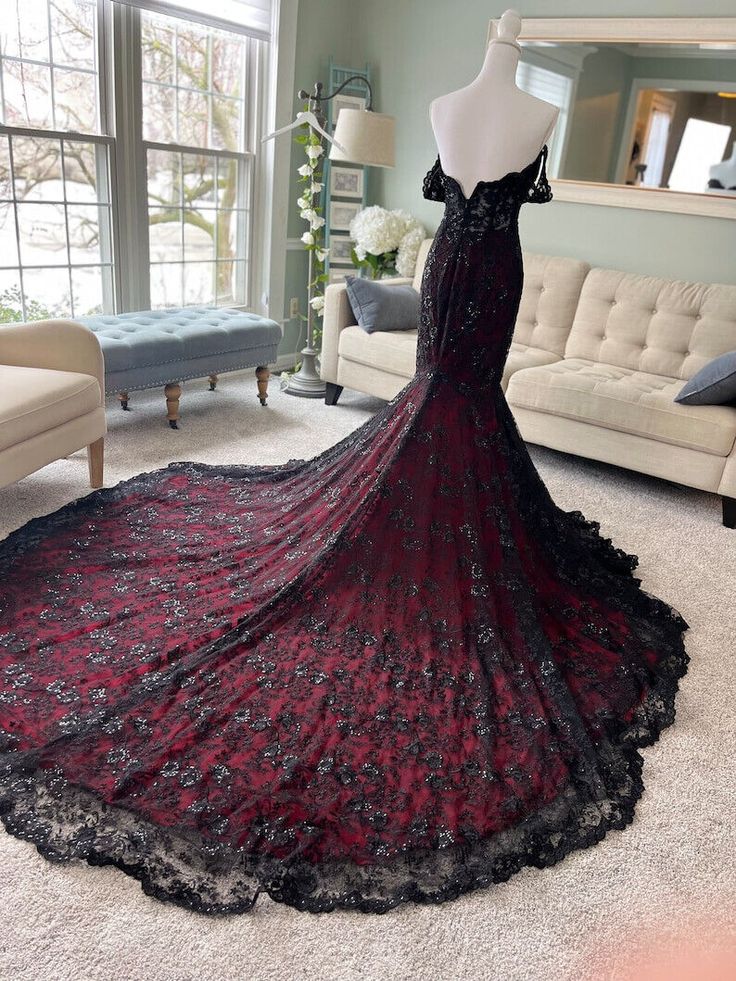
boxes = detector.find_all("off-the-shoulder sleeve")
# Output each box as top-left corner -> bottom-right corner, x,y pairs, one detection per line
422,155 -> 446,202
526,144 -> 553,204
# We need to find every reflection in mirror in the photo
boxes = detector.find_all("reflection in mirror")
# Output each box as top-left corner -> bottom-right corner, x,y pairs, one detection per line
518,41 -> 736,197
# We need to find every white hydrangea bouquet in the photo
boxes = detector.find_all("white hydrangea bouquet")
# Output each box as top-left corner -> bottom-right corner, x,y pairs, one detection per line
349,206 -> 426,280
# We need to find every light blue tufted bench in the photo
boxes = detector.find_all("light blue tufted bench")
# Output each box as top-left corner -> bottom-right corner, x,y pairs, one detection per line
77,306 -> 282,429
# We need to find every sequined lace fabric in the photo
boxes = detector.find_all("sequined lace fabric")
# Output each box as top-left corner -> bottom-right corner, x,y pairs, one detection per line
0,143 -> 688,915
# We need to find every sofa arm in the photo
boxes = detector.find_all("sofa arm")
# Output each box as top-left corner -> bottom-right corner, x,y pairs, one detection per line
320,278 -> 414,383
0,319 -> 105,400
718,443 -> 736,500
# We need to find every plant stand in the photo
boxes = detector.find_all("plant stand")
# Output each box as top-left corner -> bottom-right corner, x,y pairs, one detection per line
283,346 -> 325,398
284,204 -> 326,399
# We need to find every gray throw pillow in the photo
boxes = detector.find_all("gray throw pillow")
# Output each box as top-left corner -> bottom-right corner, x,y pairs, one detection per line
345,275 -> 419,334
674,351 -> 736,405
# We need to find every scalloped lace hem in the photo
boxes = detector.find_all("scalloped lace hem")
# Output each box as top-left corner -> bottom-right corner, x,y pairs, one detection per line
0,635 -> 687,917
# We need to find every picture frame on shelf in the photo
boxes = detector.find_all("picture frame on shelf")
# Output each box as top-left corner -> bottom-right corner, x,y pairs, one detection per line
332,93 -> 367,122
328,233 -> 354,263
329,166 -> 364,198
328,265 -> 354,284
330,200 -> 362,230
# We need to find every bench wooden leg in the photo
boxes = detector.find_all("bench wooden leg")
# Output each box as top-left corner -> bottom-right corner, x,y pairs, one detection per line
87,437 -> 104,488
723,496 -> 736,529
165,383 -> 182,429
208,373 -> 218,391
256,365 -> 270,406
118,391 -> 129,411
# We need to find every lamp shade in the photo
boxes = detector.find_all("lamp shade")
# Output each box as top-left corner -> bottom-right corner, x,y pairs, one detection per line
328,109 -> 396,168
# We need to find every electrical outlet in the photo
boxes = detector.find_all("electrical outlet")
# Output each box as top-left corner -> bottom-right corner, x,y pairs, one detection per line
289,297 -> 299,318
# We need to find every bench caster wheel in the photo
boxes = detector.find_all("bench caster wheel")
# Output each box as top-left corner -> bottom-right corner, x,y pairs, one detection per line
169,419 -> 178,430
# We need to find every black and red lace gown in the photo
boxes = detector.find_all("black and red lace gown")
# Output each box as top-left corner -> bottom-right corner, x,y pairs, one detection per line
0,145 -> 688,915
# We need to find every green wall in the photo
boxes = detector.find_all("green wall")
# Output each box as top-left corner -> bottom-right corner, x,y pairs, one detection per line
280,0 -> 356,358
281,0 -> 736,357
572,49 -> 736,184
565,46 -> 630,183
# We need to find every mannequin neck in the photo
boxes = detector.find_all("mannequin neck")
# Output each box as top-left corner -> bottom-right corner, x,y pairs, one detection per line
473,39 -> 521,84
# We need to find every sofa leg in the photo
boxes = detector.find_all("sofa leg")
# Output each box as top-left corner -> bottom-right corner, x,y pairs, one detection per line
723,496 -> 736,529
208,373 -> 218,391
118,391 -> 129,411
87,438 -> 104,488
165,383 -> 181,429
256,365 -> 270,406
325,383 -> 343,406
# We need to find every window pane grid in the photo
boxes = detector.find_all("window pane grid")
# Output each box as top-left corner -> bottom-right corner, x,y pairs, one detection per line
0,1 -> 111,321
0,5 -> 260,319
141,76 -> 241,103
141,11 -> 246,154
0,56 -> 97,77
142,7 -> 251,309
0,127 -> 113,321
0,0 -> 101,134
0,262 -> 113,270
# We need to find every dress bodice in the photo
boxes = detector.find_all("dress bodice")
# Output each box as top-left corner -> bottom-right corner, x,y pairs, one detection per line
416,143 -> 552,387
422,144 -> 552,233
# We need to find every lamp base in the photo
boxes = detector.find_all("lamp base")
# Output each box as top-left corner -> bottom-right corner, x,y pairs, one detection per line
283,348 -> 326,399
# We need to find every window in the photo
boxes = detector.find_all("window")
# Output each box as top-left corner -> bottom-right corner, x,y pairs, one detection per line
517,60 -> 573,178
640,97 -> 676,188
140,10 -> 253,308
0,0 -> 114,322
1,0 -> 271,322
669,118 -> 731,194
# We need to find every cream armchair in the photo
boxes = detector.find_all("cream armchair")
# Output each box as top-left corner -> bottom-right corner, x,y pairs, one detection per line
0,319 -> 107,490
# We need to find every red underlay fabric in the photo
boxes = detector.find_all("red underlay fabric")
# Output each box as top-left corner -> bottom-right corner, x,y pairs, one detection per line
0,143 -> 688,914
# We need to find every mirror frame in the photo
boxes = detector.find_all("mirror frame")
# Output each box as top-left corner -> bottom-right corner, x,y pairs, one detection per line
488,17 -> 736,219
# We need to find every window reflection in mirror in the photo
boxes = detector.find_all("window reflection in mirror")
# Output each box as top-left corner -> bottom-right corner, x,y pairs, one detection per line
518,40 -> 736,197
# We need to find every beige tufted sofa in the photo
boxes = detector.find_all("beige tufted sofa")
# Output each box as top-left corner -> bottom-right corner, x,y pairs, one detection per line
0,319 -> 106,490
321,239 -> 736,526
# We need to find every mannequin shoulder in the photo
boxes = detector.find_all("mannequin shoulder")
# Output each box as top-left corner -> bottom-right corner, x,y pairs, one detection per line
517,89 -> 560,128
431,85 -> 559,121
429,89 -> 470,121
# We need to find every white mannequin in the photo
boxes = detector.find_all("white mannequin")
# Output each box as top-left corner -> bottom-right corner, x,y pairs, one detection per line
708,142 -> 736,190
429,8 -> 559,198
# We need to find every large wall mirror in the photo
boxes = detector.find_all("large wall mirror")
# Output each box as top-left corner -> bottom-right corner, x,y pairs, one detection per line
488,18 -> 736,219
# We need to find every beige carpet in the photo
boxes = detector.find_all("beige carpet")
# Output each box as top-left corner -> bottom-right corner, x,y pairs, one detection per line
1,374 -> 734,981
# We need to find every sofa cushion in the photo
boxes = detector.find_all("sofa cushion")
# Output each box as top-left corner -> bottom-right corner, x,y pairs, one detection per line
0,365 -> 101,453
564,268 -> 736,380
512,253 -> 590,357
506,359 -> 736,457
338,325 -> 418,378
345,276 -> 419,334
675,350 -> 736,406
502,343 -> 561,389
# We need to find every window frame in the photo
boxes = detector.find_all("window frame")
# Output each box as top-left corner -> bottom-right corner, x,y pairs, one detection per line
0,0 -> 269,322
112,0 -> 261,313
0,0 -> 117,321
